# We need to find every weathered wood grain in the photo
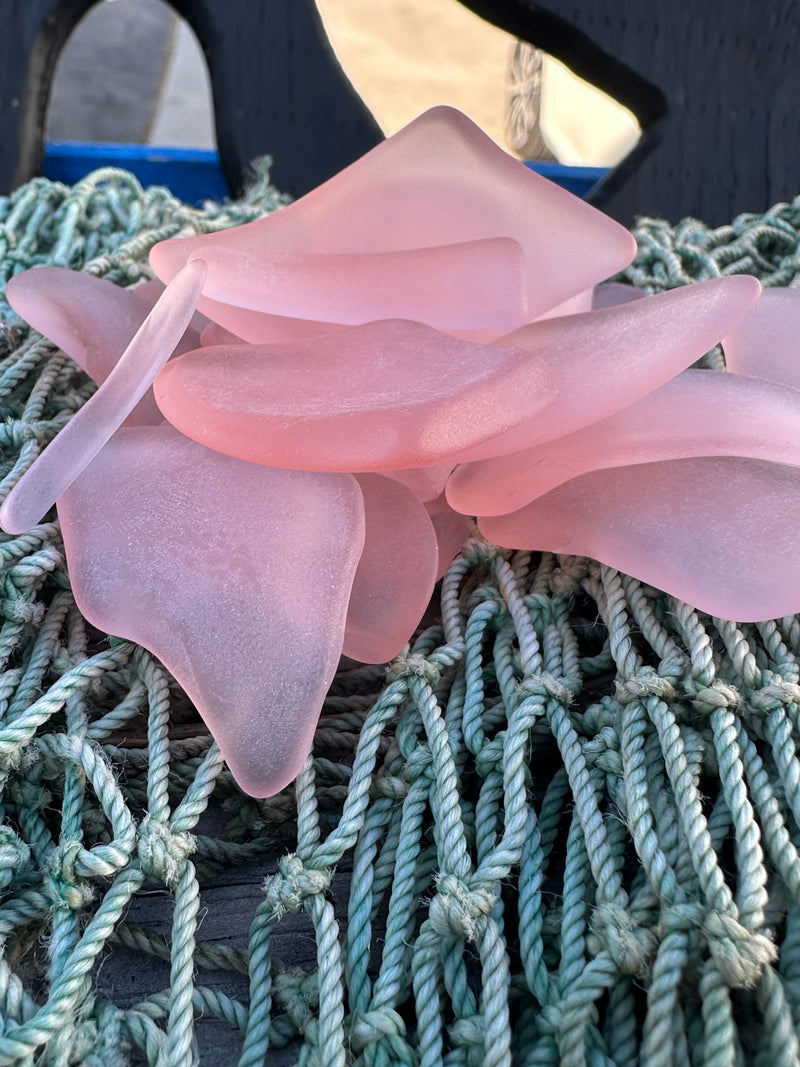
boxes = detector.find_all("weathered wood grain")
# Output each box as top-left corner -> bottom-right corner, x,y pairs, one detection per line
0,0 -> 382,198
95,858 -> 356,1066
3,0 -> 798,221
462,0 -> 800,225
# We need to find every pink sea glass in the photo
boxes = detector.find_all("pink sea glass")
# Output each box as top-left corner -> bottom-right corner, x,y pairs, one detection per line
535,288 -> 594,320
200,321 -> 245,347
58,423 -> 365,797
153,319 -> 556,471
6,267 -> 205,413
186,237 -> 528,333
150,106 -> 637,336
448,368 -> 800,515
425,493 -> 473,580
0,260 -> 207,534
4,103 -> 794,801
479,455 -> 800,622
723,287 -> 800,389
591,282 -> 646,309
343,475 -> 438,663
451,274 -> 762,464
383,463 -> 455,503
177,295 -> 348,346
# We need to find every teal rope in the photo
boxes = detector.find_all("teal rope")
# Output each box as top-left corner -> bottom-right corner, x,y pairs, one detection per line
2,168 -> 800,1065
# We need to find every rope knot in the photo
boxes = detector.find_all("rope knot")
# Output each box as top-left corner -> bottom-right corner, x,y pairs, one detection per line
461,538 -> 502,567
272,966 -> 319,1024
448,1014 -> 485,1049
549,556 -> 592,595
475,736 -> 505,779
264,854 -> 331,917
525,592 -> 553,627
659,901 -> 705,935
583,728 -> 622,776
428,874 -> 495,940
72,1004 -> 128,1067
684,678 -> 740,714
536,1003 -> 562,1036
47,840 -> 94,910
615,668 -> 675,705
137,817 -> 195,888
349,1008 -> 406,1054
703,910 -> 777,988
749,680 -> 800,712
589,901 -> 656,974
402,745 -> 434,783
372,773 -> 408,801
386,654 -> 440,688
1,598 -> 44,624
517,672 -> 574,706
0,826 -> 30,891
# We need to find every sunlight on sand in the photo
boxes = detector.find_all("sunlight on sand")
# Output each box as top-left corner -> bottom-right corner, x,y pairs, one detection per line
315,0 -> 639,166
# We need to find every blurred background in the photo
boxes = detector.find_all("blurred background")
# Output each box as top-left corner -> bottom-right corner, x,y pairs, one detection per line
47,0 -> 640,173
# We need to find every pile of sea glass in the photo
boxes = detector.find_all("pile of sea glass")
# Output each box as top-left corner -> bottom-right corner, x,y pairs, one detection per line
2,107 -> 799,796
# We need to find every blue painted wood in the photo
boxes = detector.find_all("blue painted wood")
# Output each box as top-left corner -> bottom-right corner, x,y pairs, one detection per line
8,0 -> 798,223
43,142 -> 229,205
525,162 -> 607,199
42,142 -> 608,204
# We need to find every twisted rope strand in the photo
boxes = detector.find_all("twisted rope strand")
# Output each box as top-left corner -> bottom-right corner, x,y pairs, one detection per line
0,167 -> 798,1064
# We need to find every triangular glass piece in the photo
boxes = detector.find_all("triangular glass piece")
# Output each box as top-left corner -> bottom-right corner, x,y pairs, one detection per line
59,423 -> 365,797
479,455 -> 800,621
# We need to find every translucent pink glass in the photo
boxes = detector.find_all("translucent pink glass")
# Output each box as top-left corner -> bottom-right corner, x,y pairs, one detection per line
2,105 -> 795,798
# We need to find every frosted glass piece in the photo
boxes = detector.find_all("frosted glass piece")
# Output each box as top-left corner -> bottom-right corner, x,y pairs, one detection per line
187,237 -> 528,332
448,369 -> 800,515
592,282 -> 647,309
154,319 -> 555,471
723,287 -> 800,389
6,267 -> 204,384
425,493 -> 472,579
192,297 -> 346,346
58,423 -> 365,797
343,475 -> 438,663
453,275 -> 761,463
536,287 -> 594,320
5,266 -> 204,426
200,321 -> 245,347
479,456 -> 800,622
133,278 -> 211,338
0,260 -> 207,534
383,464 -> 455,502
150,106 -> 637,325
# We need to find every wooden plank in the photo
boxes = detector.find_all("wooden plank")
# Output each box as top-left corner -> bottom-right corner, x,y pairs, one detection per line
94,858 -> 356,1065
0,0 -> 383,199
461,0 -> 800,225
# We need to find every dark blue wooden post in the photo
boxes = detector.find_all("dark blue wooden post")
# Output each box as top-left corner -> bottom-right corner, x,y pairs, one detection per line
461,0 -> 800,225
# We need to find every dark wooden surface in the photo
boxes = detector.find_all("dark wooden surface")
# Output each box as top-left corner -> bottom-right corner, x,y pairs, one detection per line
5,0 -> 800,221
461,0 -> 800,225
95,859 -> 356,1066
170,0 -> 383,197
0,0 -> 383,198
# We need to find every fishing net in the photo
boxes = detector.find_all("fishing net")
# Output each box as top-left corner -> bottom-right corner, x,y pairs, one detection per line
0,167 -> 799,1065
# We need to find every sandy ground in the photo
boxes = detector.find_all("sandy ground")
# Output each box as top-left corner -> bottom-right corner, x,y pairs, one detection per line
316,0 -> 638,164
320,0 -> 640,164
316,0 -> 515,148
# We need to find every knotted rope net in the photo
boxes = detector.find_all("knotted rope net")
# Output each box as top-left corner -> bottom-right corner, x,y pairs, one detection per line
0,167 -> 799,1066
